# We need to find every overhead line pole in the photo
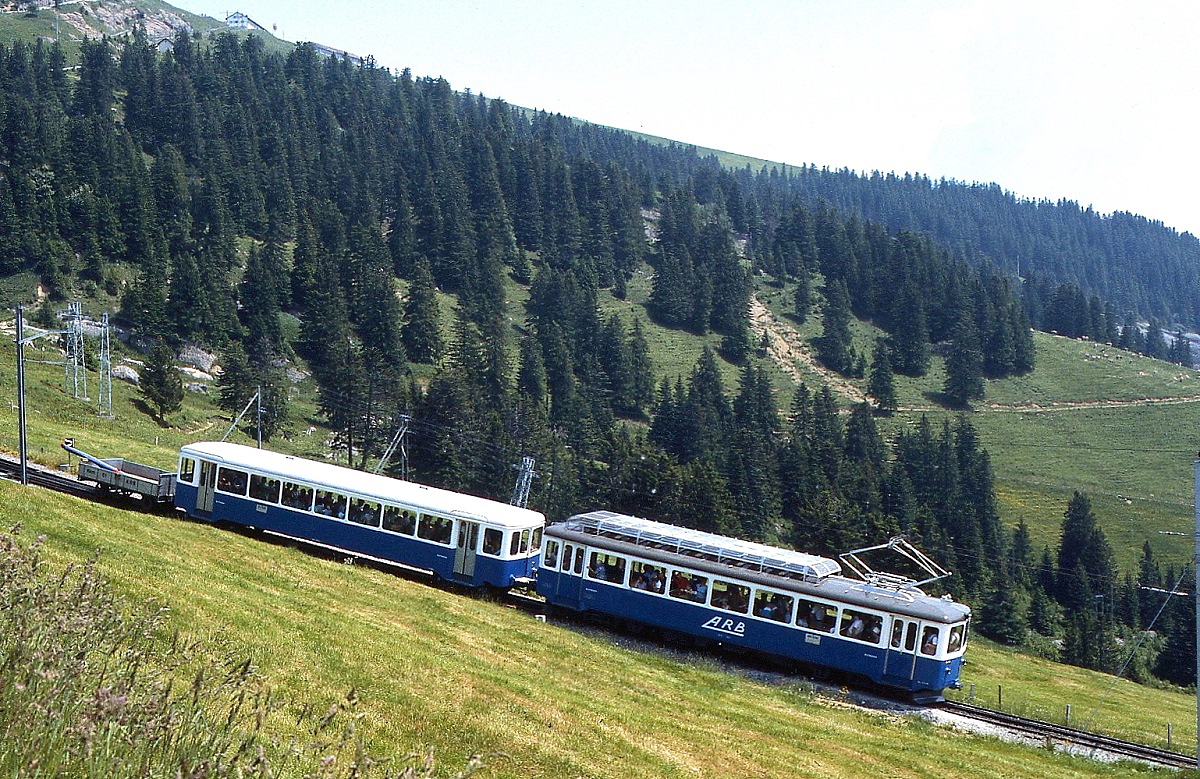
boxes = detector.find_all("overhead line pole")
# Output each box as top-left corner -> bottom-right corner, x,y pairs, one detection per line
15,306 -> 66,486
16,306 -> 27,486
1193,457 -> 1199,770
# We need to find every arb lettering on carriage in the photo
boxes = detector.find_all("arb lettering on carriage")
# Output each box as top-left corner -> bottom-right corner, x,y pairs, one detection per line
702,616 -> 746,637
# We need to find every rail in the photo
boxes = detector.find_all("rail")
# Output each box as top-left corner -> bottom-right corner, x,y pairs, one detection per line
940,700 -> 1196,769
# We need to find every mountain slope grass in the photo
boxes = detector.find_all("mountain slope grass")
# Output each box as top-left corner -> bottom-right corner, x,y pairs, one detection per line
4,481 -> 1171,778
751,278 -> 1200,573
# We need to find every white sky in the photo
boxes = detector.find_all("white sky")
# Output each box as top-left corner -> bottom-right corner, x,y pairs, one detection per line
175,0 -> 1200,236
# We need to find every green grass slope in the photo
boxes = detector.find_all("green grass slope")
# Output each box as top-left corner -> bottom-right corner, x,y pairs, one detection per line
6,481 -> 1172,778
752,279 -> 1200,573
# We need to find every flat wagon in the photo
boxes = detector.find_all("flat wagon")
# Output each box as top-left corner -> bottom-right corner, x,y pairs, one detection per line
64,441 -> 177,503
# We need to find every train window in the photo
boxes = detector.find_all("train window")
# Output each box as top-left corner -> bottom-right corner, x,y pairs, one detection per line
669,571 -> 709,604
382,507 -> 417,535
417,515 -> 454,544
542,539 -> 560,568
839,609 -> 883,644
587,552 -> 626,584
248,474 -> 281,503
753,590 -> 793,622
531,527 -> 542,551
520,529 -> 532,553
629,562 -> 666,593
179,457 -> 196,483
905,622 -> 917,652
483,528 -> 504,556
509,531 -> 521,555
711,580 -> 750,613
216,468 -> 248,496
348,499 -> 380,527
921,626 -> 940,656
890,619 -> 906,649
948,624 -> 966,653
281,482 -> 313,511
572,546 -> 585,574
314,491 -> 347,519
795,599 -> 838,633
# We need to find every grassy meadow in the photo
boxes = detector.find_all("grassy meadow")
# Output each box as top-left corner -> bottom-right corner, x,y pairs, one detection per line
751,277 -> 1200,573
6,482 -> 1178,778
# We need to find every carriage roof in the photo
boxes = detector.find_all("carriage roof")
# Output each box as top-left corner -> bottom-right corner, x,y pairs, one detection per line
549,510 -> 970,623
560,510 -> 843,579
181,441 -> 544,530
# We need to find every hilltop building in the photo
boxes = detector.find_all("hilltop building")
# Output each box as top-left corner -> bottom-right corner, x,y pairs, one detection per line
224,11 -> 267,33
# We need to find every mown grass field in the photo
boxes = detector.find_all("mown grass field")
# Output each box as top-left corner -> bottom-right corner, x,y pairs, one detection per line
7,482 -> 1178,778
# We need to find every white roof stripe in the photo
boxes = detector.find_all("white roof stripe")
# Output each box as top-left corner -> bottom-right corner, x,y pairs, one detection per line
181,442 -> 544,530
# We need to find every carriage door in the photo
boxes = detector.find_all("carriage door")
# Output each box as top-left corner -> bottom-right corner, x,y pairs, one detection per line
454,520 -> 480,579
196,460 -> 217,517
883,618 -> 919,682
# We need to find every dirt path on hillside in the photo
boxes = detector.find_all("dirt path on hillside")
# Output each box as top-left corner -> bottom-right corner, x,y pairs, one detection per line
749,297 -> 866,405
984,396 -> 1200,412
750,295 -> 1200,414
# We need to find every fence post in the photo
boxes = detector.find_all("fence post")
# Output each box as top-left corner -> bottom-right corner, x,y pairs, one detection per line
1065,704 -> 1071,726
997,685 -> 1003,710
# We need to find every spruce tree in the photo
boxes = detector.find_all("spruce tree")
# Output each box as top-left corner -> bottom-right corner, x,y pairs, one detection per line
814,279 -> 853,374
139,340 -> 184,422
866,338 -> 897,413
943,317 -> 985,405
626,318 -> 654,415
402,256 -> 444,364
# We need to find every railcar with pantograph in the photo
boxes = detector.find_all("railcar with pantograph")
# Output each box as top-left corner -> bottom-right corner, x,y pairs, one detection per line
537,510 -> 969,701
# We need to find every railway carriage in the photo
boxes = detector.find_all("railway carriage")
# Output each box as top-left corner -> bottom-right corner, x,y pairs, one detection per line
174,442 -> 544,588
537,510 -> 969,700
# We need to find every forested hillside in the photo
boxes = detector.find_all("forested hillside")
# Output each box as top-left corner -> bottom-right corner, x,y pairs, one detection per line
747,166 -> 1200,327
0,26 -> 1194,686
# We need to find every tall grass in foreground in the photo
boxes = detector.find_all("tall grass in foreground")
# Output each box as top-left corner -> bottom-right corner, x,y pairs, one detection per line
0,525 -> 484,778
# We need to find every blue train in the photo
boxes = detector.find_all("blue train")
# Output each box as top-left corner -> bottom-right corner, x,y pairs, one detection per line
78,440 -> 969,698
173,442 -> 544,588
536,511 -> 970,701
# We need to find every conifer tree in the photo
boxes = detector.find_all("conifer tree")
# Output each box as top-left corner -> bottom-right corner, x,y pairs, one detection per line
814,279 -> 854,374
626,318 -> 654,415
793,267 -> 811,324
402,256 -> 443,364
866,338 -> 897,413
943,317 -> 985,405
139,340 -> 184,422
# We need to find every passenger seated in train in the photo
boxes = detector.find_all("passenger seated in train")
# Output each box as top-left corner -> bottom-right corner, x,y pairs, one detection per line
669,572 -> 708,602
755,592 -> 791,621
349,499 -> 378,526
921,627 -> 939,655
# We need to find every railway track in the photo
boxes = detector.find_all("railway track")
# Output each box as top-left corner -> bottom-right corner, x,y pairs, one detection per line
940,700 -> 1196,769
3,448 -> 1195,769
